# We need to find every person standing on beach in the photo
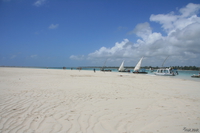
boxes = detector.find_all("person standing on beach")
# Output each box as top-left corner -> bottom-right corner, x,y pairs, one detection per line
94,68 -> 96,73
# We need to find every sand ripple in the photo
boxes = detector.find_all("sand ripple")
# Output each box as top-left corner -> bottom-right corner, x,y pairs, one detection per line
0,68 -> 200,133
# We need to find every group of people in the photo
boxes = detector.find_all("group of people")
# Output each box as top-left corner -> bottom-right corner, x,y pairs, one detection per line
169,67 -> 179,75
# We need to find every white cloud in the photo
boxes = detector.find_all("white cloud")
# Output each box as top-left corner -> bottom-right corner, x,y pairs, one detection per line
150,13 -> 177,33
131,22 -> 163,45
88,39 -> 133,59
10,55 -> 16,59
150,3 -> 200,35
130,22 -> 152,38
179,3 -> 200,17
70,55 -> 85,60
70,3 -> 200,66
49,24 -> 59,29
33,0 -> 46,7
117,26 -> 127,31
31,55 -> 38,58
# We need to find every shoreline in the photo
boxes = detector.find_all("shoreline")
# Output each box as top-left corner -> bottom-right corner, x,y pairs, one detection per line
1,66 -> 199,82
1,66 -> 200,71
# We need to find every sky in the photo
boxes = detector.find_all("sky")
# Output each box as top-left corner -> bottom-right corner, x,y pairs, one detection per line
0,0 -> 200,67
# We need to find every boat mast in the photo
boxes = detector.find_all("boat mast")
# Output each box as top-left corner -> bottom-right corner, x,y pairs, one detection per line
162,56 -> 169,67
101,58 -> 108,70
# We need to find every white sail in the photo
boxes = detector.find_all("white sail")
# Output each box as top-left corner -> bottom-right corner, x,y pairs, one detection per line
134,57 -> 143,71
118,61 -> 126,72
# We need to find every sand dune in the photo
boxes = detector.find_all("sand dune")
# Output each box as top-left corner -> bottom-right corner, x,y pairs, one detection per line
0,67 -> 199,133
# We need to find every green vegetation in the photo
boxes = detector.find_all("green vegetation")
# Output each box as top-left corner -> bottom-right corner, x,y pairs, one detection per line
171,66 -> 200,70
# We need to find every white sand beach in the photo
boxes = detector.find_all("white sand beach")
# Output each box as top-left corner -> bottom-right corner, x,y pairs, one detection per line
0,67 -> 199,133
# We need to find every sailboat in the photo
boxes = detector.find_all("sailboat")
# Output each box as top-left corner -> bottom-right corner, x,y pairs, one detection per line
118,61 -> 125,72
118,61 -> 130,72
133,57 -> 148,74
100,58 -> 112,72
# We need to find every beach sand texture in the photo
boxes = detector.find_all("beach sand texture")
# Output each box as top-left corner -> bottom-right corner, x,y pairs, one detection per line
0,68 -> 200,133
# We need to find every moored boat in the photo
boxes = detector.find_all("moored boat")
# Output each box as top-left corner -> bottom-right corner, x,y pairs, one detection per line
133,57 -> 148,74
191,74 -> 200,78
118,61 -> 130,72
118,61 -> 126,72
154,68 -> 177,76
154,56 -> 178,76
100,58 -> 112,72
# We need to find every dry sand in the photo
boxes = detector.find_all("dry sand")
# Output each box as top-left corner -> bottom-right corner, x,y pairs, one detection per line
0,67 -> 199,133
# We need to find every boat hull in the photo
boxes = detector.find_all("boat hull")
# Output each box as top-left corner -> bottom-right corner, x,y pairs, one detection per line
191,75 -> 200,78
154,68 -> 177,76
101,70 -> 112,72
154,73 -> 175,76
133,72 -> 148,74
119,70 -> 130,72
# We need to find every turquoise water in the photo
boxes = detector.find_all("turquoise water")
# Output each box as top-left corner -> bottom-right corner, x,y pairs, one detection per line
170,70 -> 200,82
46,67 -> 200,82
147,70 -> 200,82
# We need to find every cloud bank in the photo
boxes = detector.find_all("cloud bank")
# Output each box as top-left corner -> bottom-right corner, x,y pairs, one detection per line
70,3 -> 200,66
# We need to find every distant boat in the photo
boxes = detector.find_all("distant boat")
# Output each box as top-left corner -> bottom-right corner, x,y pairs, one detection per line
149,68 -> 154,72
191,74 -> 200,78
118,61 -> 130,72
133,57 -> 148,74
100,58 -> 112,72
154,56 -> 178,76
154,68 -> 177,76
118,61 -> 125,72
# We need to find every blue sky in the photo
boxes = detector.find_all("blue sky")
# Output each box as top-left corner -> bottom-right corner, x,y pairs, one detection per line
0,0 -> 200,67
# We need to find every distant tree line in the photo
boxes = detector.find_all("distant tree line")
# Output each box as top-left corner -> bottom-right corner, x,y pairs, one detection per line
171,66 -> 200,70
143,66 -> 200,70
